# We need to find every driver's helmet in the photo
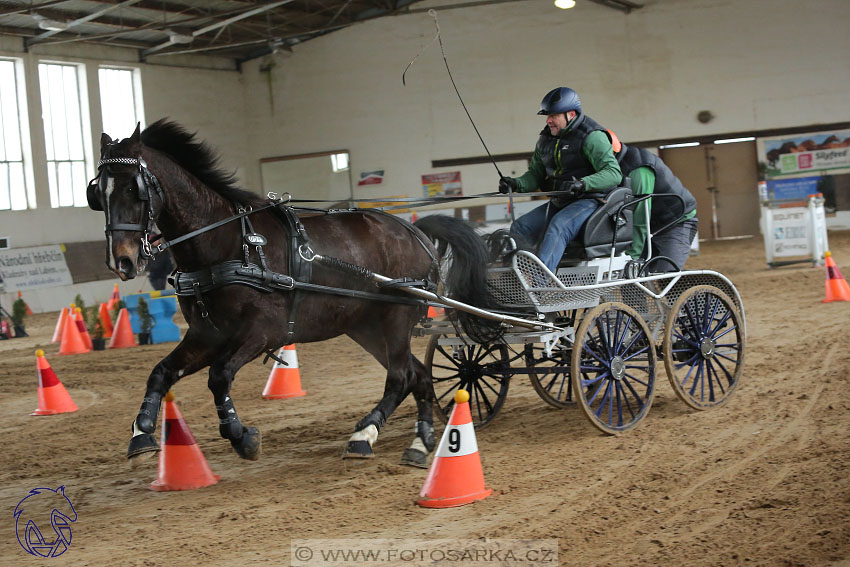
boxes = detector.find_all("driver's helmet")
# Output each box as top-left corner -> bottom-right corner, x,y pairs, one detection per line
538,87 -> 582,115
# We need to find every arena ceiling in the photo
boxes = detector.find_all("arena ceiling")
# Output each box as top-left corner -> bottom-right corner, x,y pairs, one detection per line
0,0 -> 641,65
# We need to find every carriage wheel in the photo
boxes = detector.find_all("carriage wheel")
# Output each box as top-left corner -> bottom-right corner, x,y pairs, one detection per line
527,343 -> 574,408
662,285 -> 745,410
571,302 -> 656,435
425,335 -> 510,429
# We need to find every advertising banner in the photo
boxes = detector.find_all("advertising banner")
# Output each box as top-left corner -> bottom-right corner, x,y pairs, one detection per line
758,129 -> 850,178
0,245 -> 73,291
422,171 -> 462,198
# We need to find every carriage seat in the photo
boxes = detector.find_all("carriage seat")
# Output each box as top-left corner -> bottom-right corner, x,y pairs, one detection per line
560,185 -> 635,263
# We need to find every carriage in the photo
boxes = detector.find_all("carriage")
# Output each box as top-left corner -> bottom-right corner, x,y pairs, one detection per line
413,186 -> 746,435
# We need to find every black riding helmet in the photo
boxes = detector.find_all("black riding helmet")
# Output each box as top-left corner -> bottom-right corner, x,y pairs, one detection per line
538,87 -> 582,115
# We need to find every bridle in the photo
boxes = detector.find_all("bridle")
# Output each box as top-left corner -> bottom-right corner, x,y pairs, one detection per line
87,154 -> 165,258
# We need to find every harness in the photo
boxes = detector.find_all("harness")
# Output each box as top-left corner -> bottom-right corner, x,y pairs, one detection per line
89,154 -> 438,344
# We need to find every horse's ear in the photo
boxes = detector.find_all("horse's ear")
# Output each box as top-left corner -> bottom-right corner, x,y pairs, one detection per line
100,132 -> 112,149
130,122 -> 141,142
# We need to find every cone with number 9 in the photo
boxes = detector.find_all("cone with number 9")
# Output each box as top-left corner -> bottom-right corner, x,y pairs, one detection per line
415,389 -> 492,508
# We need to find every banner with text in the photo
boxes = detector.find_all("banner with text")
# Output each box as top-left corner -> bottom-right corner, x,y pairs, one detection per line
422,171 -> 462,198
758,129 -> 850,178
0,245 -> 73,291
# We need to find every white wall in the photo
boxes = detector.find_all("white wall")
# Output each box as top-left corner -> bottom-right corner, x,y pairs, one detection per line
238,0 -> 850,201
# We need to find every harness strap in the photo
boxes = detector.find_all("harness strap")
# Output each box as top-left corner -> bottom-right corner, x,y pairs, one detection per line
156,202 -> 280,254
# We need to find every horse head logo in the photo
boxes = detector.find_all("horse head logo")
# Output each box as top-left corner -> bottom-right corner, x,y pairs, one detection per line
14,486 -> 77,557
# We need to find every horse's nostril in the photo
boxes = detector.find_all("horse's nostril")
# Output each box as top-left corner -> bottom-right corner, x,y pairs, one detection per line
118,257 -> 135,275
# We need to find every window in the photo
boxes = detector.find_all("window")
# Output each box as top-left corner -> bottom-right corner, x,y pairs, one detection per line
330,152 -> 349,172
39,62 -> 91,208
0,59 -> 32,210
99,67 -> 144,139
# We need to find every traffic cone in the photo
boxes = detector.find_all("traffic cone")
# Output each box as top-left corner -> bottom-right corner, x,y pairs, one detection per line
51,307 -> 69,343
151,391 -> 220,491
58,309 -> 90,355
108,308 -> 137,349
262,345 -> 306,399
32,350 -> 78,415
823,251 -> 850,303
98,302 -> 114,338
106,284 -> 121,311
427,305 -> 445,319
415,389 -> 492,508
74,308 -> 93,351
18,291 -> 33,315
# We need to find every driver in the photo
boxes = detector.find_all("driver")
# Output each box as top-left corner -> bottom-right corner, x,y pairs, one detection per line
498,87 -> 622,272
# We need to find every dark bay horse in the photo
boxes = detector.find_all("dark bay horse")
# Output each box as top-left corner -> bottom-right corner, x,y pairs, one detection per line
87,119 -> 494,467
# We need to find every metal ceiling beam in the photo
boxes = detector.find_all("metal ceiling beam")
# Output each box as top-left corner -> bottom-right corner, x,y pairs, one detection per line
26,0 -> 144,46
141,0 -> 296,57
0,0 -> 71,17
586,0 -> 642,14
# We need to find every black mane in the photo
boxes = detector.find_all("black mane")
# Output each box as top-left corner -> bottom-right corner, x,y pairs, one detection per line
141,119 -> 265,206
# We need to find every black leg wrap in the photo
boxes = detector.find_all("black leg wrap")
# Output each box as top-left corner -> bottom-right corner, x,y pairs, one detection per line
127,432 -> 160,458
216,396 -> 244,440
136,393 -> 162,433
230,426 -> 261,461
343,440 -> 374,459
354,409 -> 386,433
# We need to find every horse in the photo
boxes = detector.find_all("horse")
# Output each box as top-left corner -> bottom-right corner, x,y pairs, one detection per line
86,119 -> 495,468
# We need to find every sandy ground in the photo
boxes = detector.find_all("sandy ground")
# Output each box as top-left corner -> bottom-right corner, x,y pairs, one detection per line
2,231 -> 850,567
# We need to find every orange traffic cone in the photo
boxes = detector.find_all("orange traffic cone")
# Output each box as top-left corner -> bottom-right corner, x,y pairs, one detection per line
415,389 -> 492,508
108,308 -> 137,349
262,345 -> 306,399
106,283 -> 121,311
98,302 -> 114,338
151,391 -> 220,491
58,309 -> 90,355
823,251 -> 850,303
74,308 -> 93,351
18,291 -> 33,315
51,307 -> 69,343
32,350 -> 78,415
427,305 -> 445,319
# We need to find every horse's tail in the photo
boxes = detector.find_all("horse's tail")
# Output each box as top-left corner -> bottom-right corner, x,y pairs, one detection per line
414,215 -> 502,342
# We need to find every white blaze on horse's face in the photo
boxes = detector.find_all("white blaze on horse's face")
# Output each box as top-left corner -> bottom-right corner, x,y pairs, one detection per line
104,172 -> 146,281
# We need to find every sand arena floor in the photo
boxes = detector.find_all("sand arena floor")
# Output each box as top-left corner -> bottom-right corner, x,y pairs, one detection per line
2,232 -> 850,566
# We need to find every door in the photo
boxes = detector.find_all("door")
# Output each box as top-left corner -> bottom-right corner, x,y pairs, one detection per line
660,141 -> 760,239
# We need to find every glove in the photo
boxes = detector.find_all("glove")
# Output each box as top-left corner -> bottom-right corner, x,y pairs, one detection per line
555,176 -> 585,198
498,177 -> 519,194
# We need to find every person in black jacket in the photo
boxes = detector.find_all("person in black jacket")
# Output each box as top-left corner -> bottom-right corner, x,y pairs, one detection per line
146,252 -> 173,291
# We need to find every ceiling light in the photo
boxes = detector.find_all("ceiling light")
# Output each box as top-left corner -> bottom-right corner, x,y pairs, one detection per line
554,0 -> 576,8
659,142 -> 700,149
713,137 -> 755,144
32,13 -> 67,31
167,31 -> 194,45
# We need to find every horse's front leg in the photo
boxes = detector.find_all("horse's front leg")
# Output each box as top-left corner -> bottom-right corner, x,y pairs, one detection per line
400,356 -> 437,468
208,341 -> 267,461
128,331 -> 221,460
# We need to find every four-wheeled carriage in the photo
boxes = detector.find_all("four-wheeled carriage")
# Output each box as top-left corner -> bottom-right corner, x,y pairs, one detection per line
416,186 -> 746,435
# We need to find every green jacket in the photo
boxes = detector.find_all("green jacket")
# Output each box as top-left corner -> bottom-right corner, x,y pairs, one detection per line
513,113 -> 622,201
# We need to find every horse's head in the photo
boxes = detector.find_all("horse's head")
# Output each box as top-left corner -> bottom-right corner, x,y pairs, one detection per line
87,124 -> 164,280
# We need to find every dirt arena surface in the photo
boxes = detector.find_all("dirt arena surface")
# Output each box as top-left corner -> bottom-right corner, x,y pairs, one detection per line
2,231 -> 850,566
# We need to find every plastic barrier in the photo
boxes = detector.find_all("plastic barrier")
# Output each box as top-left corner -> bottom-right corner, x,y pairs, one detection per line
148,296 -> 181,343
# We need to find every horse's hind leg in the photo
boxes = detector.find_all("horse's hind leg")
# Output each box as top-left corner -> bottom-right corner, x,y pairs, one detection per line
208,339 -> 268,461
344,319 -> 418,460
128,330 -> 222,460
399,355 -> 437,468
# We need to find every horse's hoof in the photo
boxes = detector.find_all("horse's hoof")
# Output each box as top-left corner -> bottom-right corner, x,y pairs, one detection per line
400,448 -> 428,469
342,440 -> 374,459
230,427 -> 261,461
127,433 -> 160,460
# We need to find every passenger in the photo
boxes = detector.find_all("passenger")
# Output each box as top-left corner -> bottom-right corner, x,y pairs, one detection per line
615,142 -> 699,271
498,86 -> 622,272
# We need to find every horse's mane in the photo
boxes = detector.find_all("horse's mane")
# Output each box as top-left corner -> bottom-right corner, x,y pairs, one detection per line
141,119 -> 266,206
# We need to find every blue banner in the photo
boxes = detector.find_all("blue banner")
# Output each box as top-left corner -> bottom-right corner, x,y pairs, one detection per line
766,177 -> 820,201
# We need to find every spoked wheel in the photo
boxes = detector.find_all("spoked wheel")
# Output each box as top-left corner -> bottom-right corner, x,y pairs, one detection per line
662,285 -> 745,410
571,302 -> 657,435
527,343 -> 574,408
425,335 -> 510,429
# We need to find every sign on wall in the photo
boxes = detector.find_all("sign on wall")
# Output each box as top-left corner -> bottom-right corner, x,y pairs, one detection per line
357,170 -> 385,186
422,172 -> 462,198
758,129 -> 850,178
0,245 -> 73,291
